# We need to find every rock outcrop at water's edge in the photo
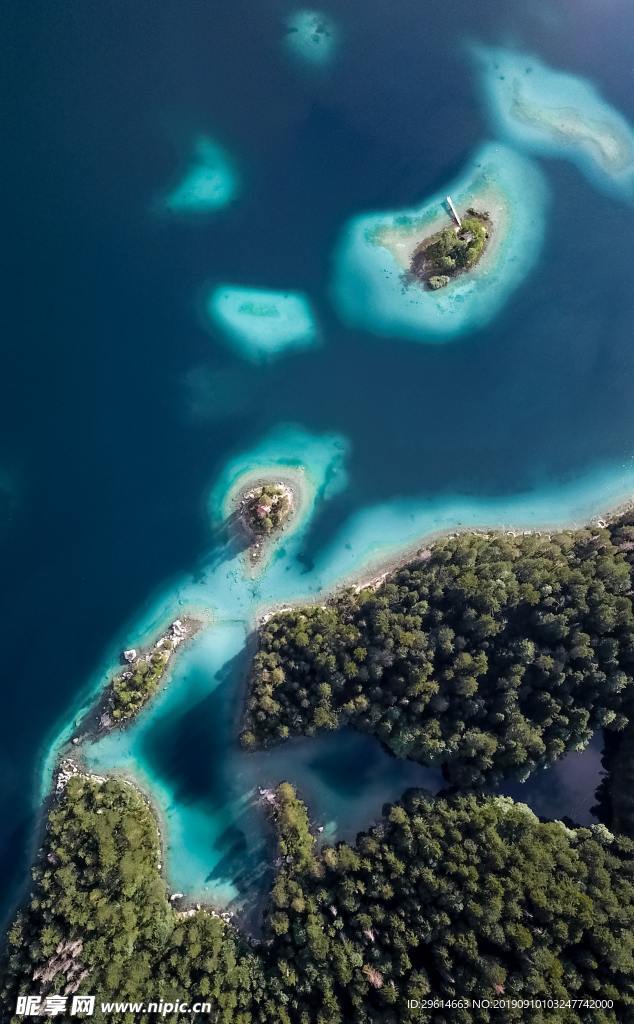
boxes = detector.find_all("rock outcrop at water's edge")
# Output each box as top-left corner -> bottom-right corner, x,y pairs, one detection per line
55,758 -> 81,795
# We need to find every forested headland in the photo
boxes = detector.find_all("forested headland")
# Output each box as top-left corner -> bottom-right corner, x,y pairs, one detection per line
4,516 -> 634,1021
2,776 -> 632,1023
0,777 -> 259,1024
242,521 -> 634,787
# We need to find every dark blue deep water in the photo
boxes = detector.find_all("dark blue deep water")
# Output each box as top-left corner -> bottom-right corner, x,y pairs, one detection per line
2,0 -> 633,922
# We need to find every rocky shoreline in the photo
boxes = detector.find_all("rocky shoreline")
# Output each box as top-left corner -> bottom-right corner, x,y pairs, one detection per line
71,616 -> 203,744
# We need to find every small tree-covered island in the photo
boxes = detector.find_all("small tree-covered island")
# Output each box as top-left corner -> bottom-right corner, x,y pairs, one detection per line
331,142 -> 549,341
240,483 -> 293,538
76,618 -> 202,735
410,208 -> 491,290
237,480 -> 295,564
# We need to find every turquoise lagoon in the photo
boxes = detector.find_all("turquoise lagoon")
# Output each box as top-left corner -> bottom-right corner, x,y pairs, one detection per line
473,45 -> 634,201
331,143 -> 549,342
208,286 -> 318,362
284,10 -> 340,68
44,425 -> 349,788
74,450 -> 634,912
162,136 -> 238,215
83,628 -> 442,912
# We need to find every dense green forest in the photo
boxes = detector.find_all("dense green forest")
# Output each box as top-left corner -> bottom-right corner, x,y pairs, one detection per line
5,518 -> 634,1021
110,648 -> 171,722
0,777 -> 258,1024
243,524 -> 634,786
260,785 -> 634,1024
2,777 -> 633,1023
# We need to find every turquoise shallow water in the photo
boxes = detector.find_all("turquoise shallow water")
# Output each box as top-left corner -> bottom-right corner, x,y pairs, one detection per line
84,626 -> 443,910
473,45 -> 634,201
161,136 -> 238,215
208,286 -> 318,361
284,10 -> 340,68
77,451 -> 628,910
3,0 -> 634,926
83,617 -> 604,912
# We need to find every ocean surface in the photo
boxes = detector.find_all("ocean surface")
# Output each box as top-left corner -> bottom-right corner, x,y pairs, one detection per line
2,0 -> 634,925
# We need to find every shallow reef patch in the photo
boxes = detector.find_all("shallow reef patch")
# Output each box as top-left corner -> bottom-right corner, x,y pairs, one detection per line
472,44 -> 634,200
162,135 -> 238,215
284,9 -> 340,67
208,286 -> 318,361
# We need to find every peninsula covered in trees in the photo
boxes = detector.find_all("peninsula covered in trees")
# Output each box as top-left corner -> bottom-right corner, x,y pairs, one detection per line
87,618 -> 200,731
1,774 -> 632,1022
242,520 -> 634,786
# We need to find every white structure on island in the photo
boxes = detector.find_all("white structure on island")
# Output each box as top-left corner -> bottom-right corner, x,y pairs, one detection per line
446,195 -> 462,228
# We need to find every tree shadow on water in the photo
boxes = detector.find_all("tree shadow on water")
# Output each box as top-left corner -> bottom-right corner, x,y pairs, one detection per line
204,804 -> 274,898
137,648 -> 250,811
190,516 -> 252,582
